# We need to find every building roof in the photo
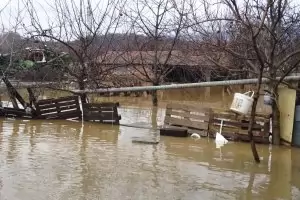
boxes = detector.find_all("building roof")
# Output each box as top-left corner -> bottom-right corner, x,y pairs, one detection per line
97,50 -> 230,68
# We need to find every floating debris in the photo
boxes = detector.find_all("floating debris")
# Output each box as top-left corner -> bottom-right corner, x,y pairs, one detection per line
131,136 -> 159,144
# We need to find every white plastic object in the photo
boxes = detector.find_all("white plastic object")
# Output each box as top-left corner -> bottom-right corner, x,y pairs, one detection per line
230,91 -> 254,115
191,133 -> 201,140
215,120 -> 228,148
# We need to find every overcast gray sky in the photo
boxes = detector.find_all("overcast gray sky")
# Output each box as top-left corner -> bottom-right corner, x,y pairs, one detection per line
0,0 -> 114,34
1,0 -> 300,36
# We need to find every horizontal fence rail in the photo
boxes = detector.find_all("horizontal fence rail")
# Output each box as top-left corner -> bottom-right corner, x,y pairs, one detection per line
72,76 -> 300,94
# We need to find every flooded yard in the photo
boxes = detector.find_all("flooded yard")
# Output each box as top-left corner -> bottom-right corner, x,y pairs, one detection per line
0,105 -> 299,200
0,86 -> 299,199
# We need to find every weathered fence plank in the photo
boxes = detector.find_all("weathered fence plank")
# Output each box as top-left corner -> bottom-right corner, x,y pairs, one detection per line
0,107 -> 32,118
83,102 -> 121,124
163,103 -> 212,137
35,96 -> 81,120
209,108 -> 269,143
162,103 -> 270,143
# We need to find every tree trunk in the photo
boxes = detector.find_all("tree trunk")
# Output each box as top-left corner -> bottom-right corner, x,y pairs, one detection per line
2,77 -> 27,108
267,82 -> 280,145
78,79 -> 88,104
248,92 -> 261,163
272,98 -> 281,145
151,82 -> 158,106
151,106 -> 158,129
152,90 -> 158,106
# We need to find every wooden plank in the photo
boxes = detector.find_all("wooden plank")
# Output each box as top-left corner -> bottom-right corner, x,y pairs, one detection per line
212,108 -> 270,118
58,104 -> 79,111
166,103 -> 211,113
84,112 -> 120,120
113,106 -> 120,124
87,102 -> 120,107
166,110 -> 210,121
212,113 -> 268,123
2,107 -> 25,111
38,107 -> 57,114
162,125 -> 188,130
211,119 -> 264,130
39,110 -> 79,117
37,100 -> 77,108
100,121 -> 120,125
164,115 -> 209,130
86,118 -> 120,124
208,128 -> 269,143
84,110 -> 115,115
86,111 -> 117,117
7,91 -> 19,109
35,96 -> 81,119
60,104 -> 80,112
92,114 -> 120,121
2,77 -> 27,108
39,110 -> 82,119
83,102 -> 119,108
164,103 -> 210,135
40,105 -> 80,114
38,101 -> 77,110
57,111 -> 82,119
131,135 -> 159,144
2,109 -> 30,116
38,105 -> 79,115
82,102 -> 120,124
212,112 -> 240,120
37,96 -> 78,105
209,127 -> 239,137
60,108 -> 80,113
211,119 -> 242,128
160,127 -> 188,137
187,129 -> 208,137
1,107 -> 27,113
237,134 -> 269,143
84,107 -> 114,112
238,129 -> 268,137
239,119 -> 264,130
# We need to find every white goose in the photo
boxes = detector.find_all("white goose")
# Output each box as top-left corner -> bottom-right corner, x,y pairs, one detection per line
215,120 -> 228,148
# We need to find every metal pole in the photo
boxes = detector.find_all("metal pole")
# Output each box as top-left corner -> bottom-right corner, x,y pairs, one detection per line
72,76 -> 300,94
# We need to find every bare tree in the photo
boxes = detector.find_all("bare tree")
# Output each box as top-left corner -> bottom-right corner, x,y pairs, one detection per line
123,0 -> 191,106
190,0 -> 300,162
0,0 -> 26,74
0,0 -> 36,109
222,0 -> 300,147
23,0 -> 127,103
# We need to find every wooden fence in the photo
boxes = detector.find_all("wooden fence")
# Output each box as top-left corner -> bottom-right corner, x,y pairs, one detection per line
0,95 -> 121,124
35,96 -> 81,120
163,103 -> 270,143
210,108 -> 270,143
0,107 -> 32,119
164,103 -> 212,136
83,102 -> 121,124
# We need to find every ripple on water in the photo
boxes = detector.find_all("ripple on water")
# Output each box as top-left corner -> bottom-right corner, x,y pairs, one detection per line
0,115 -> 299,200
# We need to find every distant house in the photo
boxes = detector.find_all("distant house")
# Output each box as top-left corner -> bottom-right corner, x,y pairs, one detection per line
93,50 -> 243,84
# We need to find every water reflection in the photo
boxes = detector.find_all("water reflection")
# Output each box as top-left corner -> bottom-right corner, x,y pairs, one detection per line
0,106 -> 299,199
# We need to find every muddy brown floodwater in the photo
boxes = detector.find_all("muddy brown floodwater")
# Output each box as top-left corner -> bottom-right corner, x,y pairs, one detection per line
0,86 -> 299,200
